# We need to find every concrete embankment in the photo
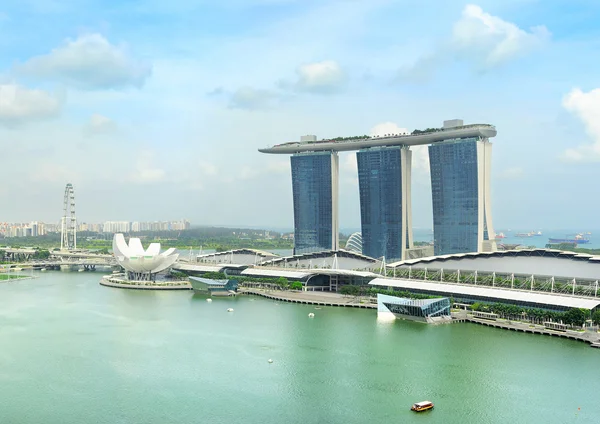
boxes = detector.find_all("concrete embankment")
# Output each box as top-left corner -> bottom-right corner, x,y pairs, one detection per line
100,277 -> 191,290
241,288 -> 376,309
459,313 -> 600,347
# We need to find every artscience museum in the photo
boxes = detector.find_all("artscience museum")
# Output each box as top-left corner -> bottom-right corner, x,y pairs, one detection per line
112,233 -> 179,281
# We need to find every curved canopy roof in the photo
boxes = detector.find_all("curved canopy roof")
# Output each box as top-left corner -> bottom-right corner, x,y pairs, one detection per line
241,267 -> 379,280
260,249 -> 377,266
370,278 -> 600,310
388,249 -> 600,281
345,232 -> 363,253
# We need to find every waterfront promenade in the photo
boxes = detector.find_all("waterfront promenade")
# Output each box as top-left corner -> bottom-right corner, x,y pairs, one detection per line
451,310 -> 600,347
100,275 -> 191,290
243,289 -> 600,347
240,288 -> 376,309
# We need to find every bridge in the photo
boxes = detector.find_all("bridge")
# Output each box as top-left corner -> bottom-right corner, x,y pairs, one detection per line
1,248 -> 115,262
1,256 -> 117,271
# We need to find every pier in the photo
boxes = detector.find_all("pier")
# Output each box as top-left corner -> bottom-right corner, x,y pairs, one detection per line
453,311 -> 600,347
100,275 -> 191,290
240,288 -> 376,309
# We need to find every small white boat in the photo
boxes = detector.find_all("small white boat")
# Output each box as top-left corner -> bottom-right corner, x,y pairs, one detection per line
411,401 -> 434,412
40,268 -> 47,272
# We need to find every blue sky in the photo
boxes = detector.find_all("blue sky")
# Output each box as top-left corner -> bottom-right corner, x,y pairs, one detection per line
1,0 -> 600,231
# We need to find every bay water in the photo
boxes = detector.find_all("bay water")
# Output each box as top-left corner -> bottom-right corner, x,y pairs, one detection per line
1,272 -> 598,423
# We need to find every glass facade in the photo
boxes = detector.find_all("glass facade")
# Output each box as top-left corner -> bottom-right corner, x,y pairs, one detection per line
357,147 -> 405,261
291,152 -> 338,254
429,138 -> 480,256
377,294 -> 451,321
383,299 -> 450,318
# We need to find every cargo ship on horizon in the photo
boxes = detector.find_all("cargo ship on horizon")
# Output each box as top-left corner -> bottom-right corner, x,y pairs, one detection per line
548,233 -> 590,244
515,231 -> 542,237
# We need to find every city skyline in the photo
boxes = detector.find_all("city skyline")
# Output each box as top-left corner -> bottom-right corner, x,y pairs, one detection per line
0,219 -> 192,238
1,2 -> 600,229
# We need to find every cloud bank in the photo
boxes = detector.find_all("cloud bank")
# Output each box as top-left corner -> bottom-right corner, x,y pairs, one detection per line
400,4 -> 550,79
562,87 -> 600,161
17,34 -> 151,90
0,83 -> 61,126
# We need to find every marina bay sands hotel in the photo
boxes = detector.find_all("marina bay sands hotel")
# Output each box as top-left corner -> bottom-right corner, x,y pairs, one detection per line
259,119 -> 498,261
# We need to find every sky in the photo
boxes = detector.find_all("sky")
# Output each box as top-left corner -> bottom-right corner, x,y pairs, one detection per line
1,0 -> 600,231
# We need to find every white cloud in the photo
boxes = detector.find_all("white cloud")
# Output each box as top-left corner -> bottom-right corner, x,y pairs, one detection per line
238,158 -> 288,181
229,60 -> 344,108
295,60 -> 344,93
369,122 -> 409,137
343,153 -> 357,173
130,150 -> 166,183
198,161 -> 218,176
369,122 -> 429,172
400,4 -> 550,79
499,167 -> 524,179
452,4 -> 550,68
0,83 -> 61,126
85,113 -> 117,135
18,34 -> 151,90
228,86 -> 276,110
561,87 -> 600,161
29,163 -> 80,184
340,153 -> 358,185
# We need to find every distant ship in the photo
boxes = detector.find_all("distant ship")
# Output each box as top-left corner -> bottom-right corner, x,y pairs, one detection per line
548,233 -> 590,244
496,232 -> 507,239
515,231 -> 542,238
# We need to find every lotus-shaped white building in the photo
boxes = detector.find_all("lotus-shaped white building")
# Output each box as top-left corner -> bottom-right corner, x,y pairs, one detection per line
112,233 -> 179,281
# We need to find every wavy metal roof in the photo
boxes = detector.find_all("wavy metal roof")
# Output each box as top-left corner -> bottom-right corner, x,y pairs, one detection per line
260,249 -> 378,266
172,263 -> 230,273
241,267 -> 378,279
196,248 -> 278,259
388,249 -> 600,268
241,268 -> 312,279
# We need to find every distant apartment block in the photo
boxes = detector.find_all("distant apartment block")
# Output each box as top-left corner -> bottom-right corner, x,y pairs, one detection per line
104,220 -> 191,233
0,219 -> 191,237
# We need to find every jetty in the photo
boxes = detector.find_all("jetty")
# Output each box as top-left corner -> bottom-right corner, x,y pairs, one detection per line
240,288 -> 376,309
451,310 -> 600,347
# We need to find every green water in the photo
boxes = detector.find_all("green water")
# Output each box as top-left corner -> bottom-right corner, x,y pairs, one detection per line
1,273 -> 598,424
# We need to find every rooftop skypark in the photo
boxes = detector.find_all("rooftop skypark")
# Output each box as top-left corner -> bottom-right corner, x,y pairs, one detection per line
260,123 -> 496,153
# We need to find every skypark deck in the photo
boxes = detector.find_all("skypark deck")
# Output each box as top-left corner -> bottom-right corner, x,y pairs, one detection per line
259,124 -> 496,154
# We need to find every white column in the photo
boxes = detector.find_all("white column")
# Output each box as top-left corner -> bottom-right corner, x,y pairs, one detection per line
477,140 -> 496,252
331,152 -> 339,251
401,147 -> 413,260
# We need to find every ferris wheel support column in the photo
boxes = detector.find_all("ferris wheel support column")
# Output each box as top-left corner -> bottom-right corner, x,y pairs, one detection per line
60,183 -> 77,251
60,217 -> 64,250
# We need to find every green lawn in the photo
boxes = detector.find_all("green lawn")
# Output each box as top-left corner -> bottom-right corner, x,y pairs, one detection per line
0,274 -> 28,281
